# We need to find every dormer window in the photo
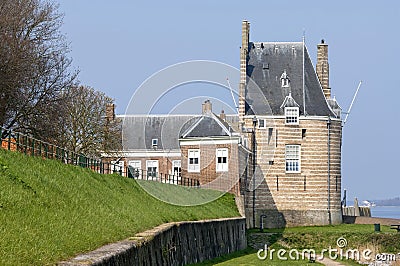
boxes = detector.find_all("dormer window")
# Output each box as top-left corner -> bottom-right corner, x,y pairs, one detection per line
285,107 -> 299,125
152,138 -> 158,147
280,70 -> 290,88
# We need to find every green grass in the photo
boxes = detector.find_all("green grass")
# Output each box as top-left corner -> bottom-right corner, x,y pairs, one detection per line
0,149 -> 239,265
191,247 -> 322,265
195,225 -> 400,266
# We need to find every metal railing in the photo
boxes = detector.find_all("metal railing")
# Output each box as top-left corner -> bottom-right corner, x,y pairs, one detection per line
0,126 -> 199,187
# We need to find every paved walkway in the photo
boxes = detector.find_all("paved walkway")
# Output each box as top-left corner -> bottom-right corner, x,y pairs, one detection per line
305,254 -> 346,266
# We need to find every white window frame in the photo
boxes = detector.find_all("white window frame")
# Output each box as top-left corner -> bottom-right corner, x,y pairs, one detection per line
152,138 -> 158,146
111,160 -> 125,175
188,149 -> 200,173
146,160 -> 159,178
281,70 -> 290,88
258,119 -> 266,128
216,148 -> 229,172
128,160 -> 141,178
285,107 -> 299,125
285,145 -> 301,173
172,160 -> 181,177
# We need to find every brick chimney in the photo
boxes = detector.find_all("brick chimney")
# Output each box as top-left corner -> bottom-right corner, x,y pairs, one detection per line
316,39 -> 330,99
239,20 -> 250,122
219,109 -> 226,121
202,100 -> 212,114
106,103 -> 115,121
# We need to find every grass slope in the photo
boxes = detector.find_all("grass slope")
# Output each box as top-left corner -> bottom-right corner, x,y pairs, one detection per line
0,149 -> 239,265
196,225 -> 400,266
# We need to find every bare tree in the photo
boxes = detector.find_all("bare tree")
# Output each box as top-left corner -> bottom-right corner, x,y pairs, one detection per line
0,0 -> 77,140
60,85 -> 122,157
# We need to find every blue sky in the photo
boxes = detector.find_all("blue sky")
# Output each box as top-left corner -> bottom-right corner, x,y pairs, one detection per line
57,0 -> 400,201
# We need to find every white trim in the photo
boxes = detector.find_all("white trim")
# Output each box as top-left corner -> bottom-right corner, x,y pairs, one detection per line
181,116 -> 204,138
111,160 -> 125,172
117,114 -> 196,118
216,148 -> 229,172
242,115 -> 341,122
285,145 -> 301,173
210,113 -> 232,136
285,107 -> 299,125
146,160 -> 159,177
188,149 -> 200,173
128,160 -> 142,170
179,138 -> 239,146
181,113 -> 232,138
103,151 -> 181,158
258,118 -> 266,128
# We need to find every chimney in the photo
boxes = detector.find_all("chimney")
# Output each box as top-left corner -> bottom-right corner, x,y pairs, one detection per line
202,100 -> 212,114
239,20 -> 250,123
219,109 -> 226,121
316,39 -> 331,99
106,103 -> 115,121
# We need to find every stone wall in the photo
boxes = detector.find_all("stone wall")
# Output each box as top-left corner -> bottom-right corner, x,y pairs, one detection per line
58,217 -> 246,266
243,117 -> 342,228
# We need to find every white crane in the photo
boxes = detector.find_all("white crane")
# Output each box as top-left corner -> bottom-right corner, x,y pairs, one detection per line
343,80 -> 362,125
226,78 -> 238,113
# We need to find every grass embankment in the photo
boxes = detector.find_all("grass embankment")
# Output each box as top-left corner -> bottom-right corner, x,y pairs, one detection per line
195,224 -> 400,265
0,149 -> 239,265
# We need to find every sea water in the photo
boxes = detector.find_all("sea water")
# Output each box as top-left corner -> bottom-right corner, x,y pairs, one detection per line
371,206 -> 400,219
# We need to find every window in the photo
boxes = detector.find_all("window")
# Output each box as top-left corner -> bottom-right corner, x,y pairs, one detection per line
280,70 -> 290,87
258,119 -> 266,128
285,145 -> 300,173
172,160 -> 181,177
188,149 -> 200,172
111,160 -> 125,175
128,160 -> 141,178
285,107 -> 299,125
146,160 -> 158,178
216,148 -> 228,172
152,138 -> 158,147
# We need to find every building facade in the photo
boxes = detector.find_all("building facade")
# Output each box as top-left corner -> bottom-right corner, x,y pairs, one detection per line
103,20 -> 343,228
239,20 -> 342,227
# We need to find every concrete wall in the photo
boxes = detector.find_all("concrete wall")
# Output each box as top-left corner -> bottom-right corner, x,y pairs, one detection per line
58,217 -> 246,266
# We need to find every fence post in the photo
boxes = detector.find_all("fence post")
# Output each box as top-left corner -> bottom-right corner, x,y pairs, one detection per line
31,139 -> 35,156
24,136 -> 27,154
16,133 -> 20,151
7,130 -> 11,150
38,141 -> 42,157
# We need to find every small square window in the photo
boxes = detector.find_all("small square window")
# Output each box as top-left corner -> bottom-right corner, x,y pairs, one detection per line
285,107 -> 299,125
258,119 -> 266,128
152,138 -> 158,146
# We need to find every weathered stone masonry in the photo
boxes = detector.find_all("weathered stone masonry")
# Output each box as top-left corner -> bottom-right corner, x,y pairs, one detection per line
58,217 -> 246,266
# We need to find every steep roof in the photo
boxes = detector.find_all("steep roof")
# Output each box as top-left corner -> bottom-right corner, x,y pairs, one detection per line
245,42 -> 335,117
121,115 -> 196,150
180,113 -> 233,138
120,114 -> 239,151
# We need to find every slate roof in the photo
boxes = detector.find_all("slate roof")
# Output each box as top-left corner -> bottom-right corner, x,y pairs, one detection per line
121,115 -> 196,150
245,42 -> 336,117
180,113 -> 233,138
120,114 -> 239,151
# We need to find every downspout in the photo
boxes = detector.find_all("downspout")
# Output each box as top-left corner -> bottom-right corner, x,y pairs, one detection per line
327,117 -> 332,224
252,116 -> 257,228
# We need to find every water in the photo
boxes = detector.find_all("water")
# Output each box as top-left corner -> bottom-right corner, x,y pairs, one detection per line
371,206 -> 400,219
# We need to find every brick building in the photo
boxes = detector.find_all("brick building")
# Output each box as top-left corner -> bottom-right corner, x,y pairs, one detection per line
103,20 -> 343,228
239,20 -> 342,227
